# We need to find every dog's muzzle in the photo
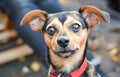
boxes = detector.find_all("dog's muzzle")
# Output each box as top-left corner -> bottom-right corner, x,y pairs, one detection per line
55,48 -> 78,58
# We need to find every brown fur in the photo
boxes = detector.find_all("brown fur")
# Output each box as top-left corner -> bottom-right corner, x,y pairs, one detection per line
43,16 -> 88,73
80,5 -> 110,29
0,11 -> 14,30
20,5 -> 110,77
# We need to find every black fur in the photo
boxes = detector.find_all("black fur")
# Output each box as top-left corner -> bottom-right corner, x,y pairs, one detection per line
42,11 -> 88,32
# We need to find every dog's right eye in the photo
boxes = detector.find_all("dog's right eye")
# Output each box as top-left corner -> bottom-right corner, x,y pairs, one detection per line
47,26 -> 56,35
71,23 -> 82,32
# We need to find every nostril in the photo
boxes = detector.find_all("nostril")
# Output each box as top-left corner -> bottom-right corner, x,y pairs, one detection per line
59,40 -> 62,44
65,40 -> 69,43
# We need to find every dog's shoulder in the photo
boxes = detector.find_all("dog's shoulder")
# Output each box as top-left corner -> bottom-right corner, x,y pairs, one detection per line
83,61 -> 98,77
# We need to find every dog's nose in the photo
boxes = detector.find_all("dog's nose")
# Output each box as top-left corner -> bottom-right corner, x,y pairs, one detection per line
57,38 -> 69,48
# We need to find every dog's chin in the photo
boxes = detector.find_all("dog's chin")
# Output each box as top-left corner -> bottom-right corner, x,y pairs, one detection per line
55,48 -> 78,58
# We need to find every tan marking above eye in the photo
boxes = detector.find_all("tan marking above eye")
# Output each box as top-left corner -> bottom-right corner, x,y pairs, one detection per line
63,16 -> 82,28
46,18 -> 63,31
46,16 -> 83,35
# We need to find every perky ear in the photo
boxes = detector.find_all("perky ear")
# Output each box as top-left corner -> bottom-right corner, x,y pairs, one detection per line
20,10 -> 47,32
79,5 -> 110,28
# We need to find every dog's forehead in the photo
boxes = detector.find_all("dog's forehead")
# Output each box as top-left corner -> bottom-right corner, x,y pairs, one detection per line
48,11 -> 82,23
42,11 -> 87,32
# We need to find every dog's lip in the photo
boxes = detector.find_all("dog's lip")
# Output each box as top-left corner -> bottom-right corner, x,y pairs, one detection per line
55,48 -> 78,58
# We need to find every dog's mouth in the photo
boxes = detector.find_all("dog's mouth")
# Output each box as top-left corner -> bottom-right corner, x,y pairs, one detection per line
55,48 -> 78,58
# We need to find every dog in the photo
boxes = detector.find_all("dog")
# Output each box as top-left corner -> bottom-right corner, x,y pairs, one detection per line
20,5 -> 110,77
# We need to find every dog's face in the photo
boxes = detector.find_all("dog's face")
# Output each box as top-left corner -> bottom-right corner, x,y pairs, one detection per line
20,5 -> 110,58
43,11 -> 89,58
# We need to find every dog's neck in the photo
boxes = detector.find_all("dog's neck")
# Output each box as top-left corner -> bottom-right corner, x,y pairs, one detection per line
48,41 -> 88,73
50,57 -> 87,77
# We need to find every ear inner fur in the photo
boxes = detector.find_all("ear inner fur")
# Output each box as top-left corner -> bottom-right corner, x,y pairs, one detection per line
79,5 -> 110,28
20,10 -> 48,32
20,10 -> 47,26
80,5 -> 103,20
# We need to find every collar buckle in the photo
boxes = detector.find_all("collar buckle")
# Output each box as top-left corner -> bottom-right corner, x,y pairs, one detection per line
58,73 -> 72,77
57,73 -> 62,77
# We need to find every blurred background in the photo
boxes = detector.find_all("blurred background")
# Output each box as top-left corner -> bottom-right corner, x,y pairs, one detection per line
0,0 -> 120,77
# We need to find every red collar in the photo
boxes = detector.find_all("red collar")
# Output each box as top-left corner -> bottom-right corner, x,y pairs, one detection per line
50,57 -> 87,77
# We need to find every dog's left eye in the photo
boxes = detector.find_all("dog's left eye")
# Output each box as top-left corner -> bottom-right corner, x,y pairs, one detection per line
71,23 -> 82,32
47,26 -> 56,35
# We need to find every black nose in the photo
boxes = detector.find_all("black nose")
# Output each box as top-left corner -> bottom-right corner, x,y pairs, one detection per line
57,38 -> 69,48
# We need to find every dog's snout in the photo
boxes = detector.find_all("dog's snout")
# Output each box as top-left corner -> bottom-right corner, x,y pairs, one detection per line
57,38 -> 69,48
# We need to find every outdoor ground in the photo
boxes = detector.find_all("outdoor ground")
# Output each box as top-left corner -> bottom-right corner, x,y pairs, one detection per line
0,0 -> 120,77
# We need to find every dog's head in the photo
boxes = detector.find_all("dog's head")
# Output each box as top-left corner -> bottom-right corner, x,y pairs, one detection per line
20,5 -> 110,58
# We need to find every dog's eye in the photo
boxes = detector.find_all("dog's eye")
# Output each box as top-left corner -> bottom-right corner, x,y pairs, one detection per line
71,23 -> 81,32
47,26 -> 56,35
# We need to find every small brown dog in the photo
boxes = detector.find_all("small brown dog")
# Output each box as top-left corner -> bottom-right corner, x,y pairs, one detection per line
20,5 -> 110,77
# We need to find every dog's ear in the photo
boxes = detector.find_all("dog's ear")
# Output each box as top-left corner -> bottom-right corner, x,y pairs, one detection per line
79,5 -> 110,28
20,10 -> 47,32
